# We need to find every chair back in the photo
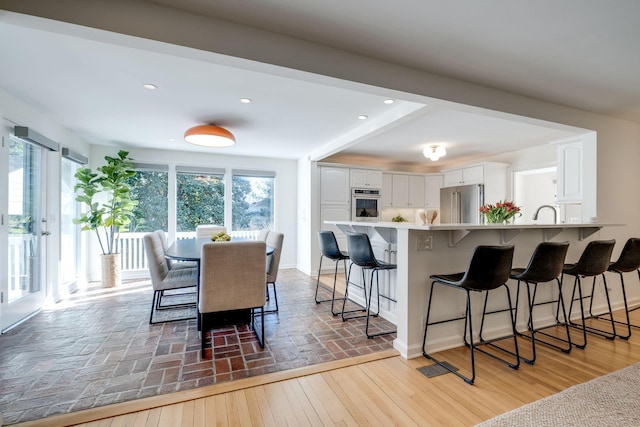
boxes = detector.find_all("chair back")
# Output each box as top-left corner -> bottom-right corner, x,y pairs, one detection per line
345,233 -> 378,268
143,232 -> 169,290
318,231 -> 346,260
609,238 -> 640,273
257,229 -> 270,242
155,230 -> 169,251
460,245 -> 515,291
265,231 -> 284,282
518,241 -> 569,283
568,239 -> 616,276
199,241 -> 266,313
196,224 -> 227,239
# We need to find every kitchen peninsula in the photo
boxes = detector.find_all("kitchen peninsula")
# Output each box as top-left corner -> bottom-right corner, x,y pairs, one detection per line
326,220 -> 620,359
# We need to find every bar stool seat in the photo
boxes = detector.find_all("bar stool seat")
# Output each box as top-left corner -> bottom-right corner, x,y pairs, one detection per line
343,232 -> 396,339
602,237 -> 640,339
422,245 -> 517,385
315,231 -> 351,315
562,239 -> 616,349
509,241 -> 570,364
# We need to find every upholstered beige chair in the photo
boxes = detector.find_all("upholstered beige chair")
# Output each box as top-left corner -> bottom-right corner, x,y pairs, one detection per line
199,240 -> 267,355
264,231 -> 284,313
257,229 -> 270,242
154,230 -> 197,270
195,224 -> 227,239
143,232 -> 198,324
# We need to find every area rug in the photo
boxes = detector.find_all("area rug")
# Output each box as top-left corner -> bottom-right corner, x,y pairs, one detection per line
476,363 -> 640,426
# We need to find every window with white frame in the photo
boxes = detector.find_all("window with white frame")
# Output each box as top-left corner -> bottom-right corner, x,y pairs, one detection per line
176,166 -> 225,232
231,169 -> 275,231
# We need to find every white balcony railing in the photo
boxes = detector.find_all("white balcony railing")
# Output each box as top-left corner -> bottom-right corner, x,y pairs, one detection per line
116,230 -> 260,272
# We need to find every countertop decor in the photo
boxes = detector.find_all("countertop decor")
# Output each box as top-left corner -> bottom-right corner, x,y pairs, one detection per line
480,200 -> 521,224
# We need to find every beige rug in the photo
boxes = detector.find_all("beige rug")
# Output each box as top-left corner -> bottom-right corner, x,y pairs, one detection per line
476,363 -> 640,426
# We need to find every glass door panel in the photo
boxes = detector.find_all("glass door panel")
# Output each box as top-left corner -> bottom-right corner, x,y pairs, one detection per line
1,131 -> 47,331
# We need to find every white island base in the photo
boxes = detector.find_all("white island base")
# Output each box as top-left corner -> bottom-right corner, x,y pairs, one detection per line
327,221 -> 621,359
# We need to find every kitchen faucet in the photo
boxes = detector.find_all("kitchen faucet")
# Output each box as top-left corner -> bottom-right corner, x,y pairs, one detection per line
532,205 -> 557,224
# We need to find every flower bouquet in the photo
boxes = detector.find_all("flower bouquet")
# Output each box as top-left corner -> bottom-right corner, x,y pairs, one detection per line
479,200 -> 522,224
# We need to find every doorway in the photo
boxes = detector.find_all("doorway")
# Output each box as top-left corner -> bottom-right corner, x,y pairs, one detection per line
513,167 -> 557,224
1,123 -> 48,332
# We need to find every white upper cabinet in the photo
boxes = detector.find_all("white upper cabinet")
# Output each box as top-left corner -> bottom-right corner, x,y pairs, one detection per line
554,136 -> 596,209
320,166 -> 350,205
383,173 -> 426,208
425,175 -> 443,208
381,173 -> 393,207
350,169 -> 383,188
443,165 -> 484,187
442,163 -> 508,203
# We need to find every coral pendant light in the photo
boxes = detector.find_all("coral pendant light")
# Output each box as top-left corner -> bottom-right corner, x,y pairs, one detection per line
184,125 -> 235,148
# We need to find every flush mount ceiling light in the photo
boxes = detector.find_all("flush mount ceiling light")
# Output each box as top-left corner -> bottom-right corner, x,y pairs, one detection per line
423,144 -> 447,161
184,125 -> 235,148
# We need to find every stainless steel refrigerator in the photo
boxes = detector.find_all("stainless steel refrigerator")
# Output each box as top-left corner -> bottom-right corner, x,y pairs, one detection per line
440,184 -> 485,224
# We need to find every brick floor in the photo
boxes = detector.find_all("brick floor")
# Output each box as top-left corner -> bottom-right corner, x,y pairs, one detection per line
0,269 -> 395,424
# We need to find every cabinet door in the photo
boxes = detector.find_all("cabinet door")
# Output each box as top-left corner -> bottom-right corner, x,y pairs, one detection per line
557,142 -> 583,203
462,165 -> 484,185
320,167 -> 350,205
350,169 -> 382,187
366,170 -> 383,188
425,175 -> 443,208
391,174 -> 409,207
381,173 -> 393,207
443,169 -> 463,187
350,169 -> 367,188
407,175 -> 425,207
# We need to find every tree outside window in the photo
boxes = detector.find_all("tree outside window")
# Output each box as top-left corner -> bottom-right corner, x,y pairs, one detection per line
128,168 -> 168,232
177,170 -> 224,232
232,171 -> 274,231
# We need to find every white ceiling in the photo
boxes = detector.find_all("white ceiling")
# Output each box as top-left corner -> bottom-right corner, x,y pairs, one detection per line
0,1 -> 637,168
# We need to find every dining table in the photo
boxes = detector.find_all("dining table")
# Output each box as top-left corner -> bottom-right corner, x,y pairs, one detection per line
164,237 -> 274,329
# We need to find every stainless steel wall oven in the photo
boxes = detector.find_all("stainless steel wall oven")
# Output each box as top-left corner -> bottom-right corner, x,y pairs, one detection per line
352,188 -> 381,221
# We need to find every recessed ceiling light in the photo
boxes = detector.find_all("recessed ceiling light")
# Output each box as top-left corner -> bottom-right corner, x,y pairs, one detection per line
358,115 -> 368,120
384,99 -> 395,104
240,98 -> 252,103
168,138 -> 175,142
143,84 -> 157,90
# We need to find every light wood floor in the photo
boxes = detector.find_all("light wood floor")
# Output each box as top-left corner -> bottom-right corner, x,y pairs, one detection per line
13,307 -> 640,427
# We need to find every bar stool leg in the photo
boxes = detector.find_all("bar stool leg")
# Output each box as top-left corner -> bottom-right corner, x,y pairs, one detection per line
568,275 -> 589,349
570,274 -> 616,341
476,286 -> 521,369
365,269 -> 396,339
596,271 -> 632,339
341,263 -> 368,322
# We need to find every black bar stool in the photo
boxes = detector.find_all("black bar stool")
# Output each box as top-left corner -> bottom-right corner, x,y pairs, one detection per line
601,237 -> 640,339
509,241 -> 570,364
343,232 -> 397,339
422,245 -> 517,385
315,231 -> 351,315
562,239 -> 616,349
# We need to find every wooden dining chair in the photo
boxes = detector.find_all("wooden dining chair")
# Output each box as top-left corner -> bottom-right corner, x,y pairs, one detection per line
199,240 -> 267,356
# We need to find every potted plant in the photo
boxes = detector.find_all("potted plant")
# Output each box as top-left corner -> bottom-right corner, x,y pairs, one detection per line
73,150 -> 139,287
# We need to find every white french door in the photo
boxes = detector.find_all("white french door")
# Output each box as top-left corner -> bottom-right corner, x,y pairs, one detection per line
0,122 -> 48,332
